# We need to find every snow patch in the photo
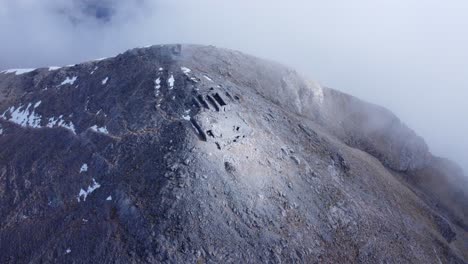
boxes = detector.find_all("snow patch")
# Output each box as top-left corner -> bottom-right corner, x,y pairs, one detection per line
158,67 -> 163,71
106,196 -> 112,201
1,102 -> 77,134
180,67 -> 199,82
155,77 -> 161,89
60,76 -> 78,86
168,75 -> 175,89
181,67 -> 191,74
154,77 -> 161,97
84,98 -> 90,111
80,163 -> 88,173
48,66 -> 61,71
203,75 -> 213,82
90,66 -> 98,75
1,68 -> 35,75
77,178 -> 101,202
46,116 -> 76,134
182,115 -> 191,121
101,77 -> 109,85
1,102 -> 43,128
65,248 -> 71,254
90,125 -> 109,134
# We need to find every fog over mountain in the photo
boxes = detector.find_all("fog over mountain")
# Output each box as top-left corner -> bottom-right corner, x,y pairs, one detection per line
1,0 -> 467,172
1,43 -> 467,263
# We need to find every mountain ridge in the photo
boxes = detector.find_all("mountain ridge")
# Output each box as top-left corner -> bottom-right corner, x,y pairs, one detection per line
0,44 -> 466,263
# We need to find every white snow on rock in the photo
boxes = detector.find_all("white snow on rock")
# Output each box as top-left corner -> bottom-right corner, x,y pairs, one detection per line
102,77 -> 109,85
155,77 -> 161,89
168,75 -> 175,89
158,67 -> 163,71
48,66 -> 61,71
180,67 -> 200,83
65,248 -> 71,254
46,115 -> 76,134
1,68 -> 35,75
181,67 -> 191,74
90,125 -> 109,134
90,66 -> 98,75
106,196 -> 112,201
154,77 -> 161,97
77,178 -> 101,202
203,75 -> 213,82
1,102 -> 78,134
1,102 -> 43,128
80,163 -> 88,173
182,115 -> 191,121
60,76 -> 78,86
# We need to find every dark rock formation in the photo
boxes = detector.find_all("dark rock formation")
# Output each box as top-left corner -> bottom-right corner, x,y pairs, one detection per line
0,44 -> 466,263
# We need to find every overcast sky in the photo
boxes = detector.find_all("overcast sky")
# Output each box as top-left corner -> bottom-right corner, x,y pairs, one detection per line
1,0 -> 467,172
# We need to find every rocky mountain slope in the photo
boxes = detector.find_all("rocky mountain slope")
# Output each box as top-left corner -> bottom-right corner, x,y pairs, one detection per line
0,44 -> 466,263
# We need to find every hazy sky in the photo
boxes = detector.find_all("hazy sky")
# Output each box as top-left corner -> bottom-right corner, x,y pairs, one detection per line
1,0 -> 467,172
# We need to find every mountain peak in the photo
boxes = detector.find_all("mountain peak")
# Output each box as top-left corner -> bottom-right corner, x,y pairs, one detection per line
0,44 -> 466,263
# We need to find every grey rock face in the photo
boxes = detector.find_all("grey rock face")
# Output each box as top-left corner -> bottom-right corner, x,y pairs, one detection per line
0,44 -> 466,263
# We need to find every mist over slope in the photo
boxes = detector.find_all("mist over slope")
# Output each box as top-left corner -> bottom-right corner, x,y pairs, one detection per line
0,45 -> 466,263
1,1 -> 467,173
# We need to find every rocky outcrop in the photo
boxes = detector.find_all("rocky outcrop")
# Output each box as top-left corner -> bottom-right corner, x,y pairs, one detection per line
0,44 -> 466,263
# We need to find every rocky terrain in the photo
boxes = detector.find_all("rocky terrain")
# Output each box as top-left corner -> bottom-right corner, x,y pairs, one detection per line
0,44 -> 466,263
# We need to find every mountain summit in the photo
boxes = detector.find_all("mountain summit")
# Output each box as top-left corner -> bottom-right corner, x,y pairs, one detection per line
0,44 -> 466,263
